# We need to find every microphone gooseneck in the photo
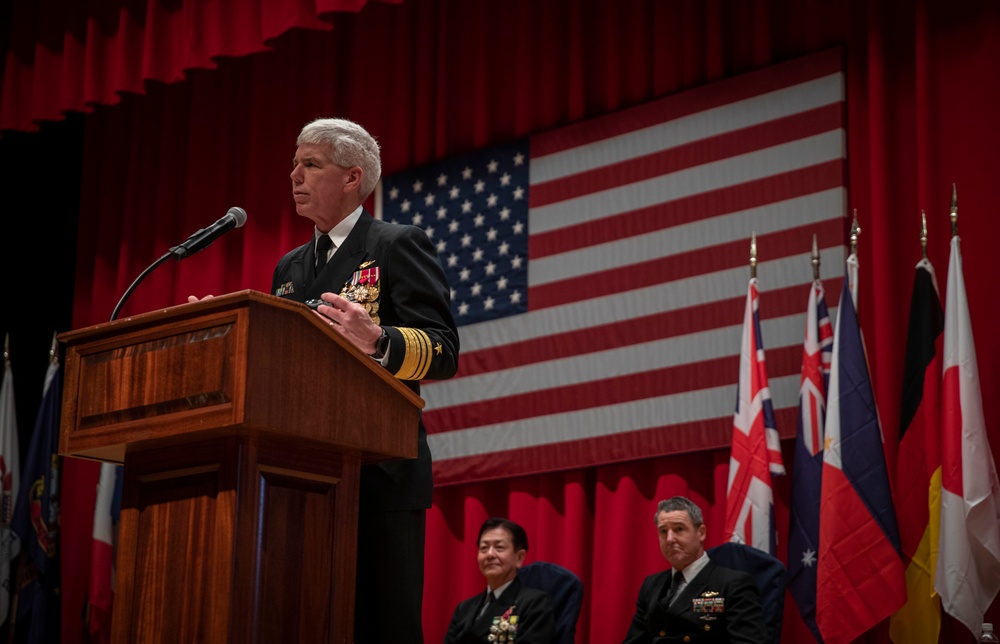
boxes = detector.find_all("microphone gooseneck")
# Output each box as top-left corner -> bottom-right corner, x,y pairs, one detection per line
111,207 -> 248,321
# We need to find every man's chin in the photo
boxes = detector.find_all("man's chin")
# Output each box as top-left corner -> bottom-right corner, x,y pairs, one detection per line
666,556 -> 689,569
294,207 -> 321,226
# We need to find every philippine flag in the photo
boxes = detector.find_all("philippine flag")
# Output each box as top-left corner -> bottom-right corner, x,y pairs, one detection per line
816,254 -> 905,644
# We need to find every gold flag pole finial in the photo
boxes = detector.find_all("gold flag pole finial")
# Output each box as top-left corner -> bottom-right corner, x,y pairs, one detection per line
48,332 -> 58,365
850,209 -> 861,256
3,332 -> 10,364
920,210 -> 928,259
811,234 -> 820,281
750,231 -> 758,280
950,183 -> 959,237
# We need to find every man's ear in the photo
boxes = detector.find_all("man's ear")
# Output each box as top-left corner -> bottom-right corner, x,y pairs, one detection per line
345,166 -> 364,192
515,549 -> 527,567
697,523 -> 707,543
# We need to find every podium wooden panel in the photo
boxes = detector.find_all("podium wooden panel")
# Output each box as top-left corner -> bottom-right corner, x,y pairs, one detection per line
58,290 -> 424,644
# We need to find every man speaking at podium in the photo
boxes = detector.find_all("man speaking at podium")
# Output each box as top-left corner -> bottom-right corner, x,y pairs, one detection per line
274,117 -> 460,643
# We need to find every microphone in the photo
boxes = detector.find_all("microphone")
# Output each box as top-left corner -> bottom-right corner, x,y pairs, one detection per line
168,206 -> 247,259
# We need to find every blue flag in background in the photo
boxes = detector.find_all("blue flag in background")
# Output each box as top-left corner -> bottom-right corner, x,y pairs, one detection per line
787,280 -> 832,642
10,357 -> 61,644
816,257 -> 905,644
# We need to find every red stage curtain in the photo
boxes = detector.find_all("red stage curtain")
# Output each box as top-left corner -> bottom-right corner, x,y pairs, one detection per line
5,1 -> 993,643
0,0 -> 409,133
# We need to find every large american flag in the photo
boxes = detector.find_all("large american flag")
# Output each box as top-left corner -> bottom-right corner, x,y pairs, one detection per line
381,48 -> 847,486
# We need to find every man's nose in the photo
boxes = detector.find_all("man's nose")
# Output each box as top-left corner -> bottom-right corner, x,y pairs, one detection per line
290,164 -> 302,182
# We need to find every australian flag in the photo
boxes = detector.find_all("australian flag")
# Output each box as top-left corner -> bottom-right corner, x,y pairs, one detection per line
787,280 -> 832,642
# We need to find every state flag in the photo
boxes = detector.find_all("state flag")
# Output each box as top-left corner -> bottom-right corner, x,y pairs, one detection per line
9,351 -> 62,644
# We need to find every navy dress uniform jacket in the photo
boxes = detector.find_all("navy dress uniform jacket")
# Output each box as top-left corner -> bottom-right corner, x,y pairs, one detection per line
270,210 -> 460,512
445,578 -> 557,644
622,559 -> 766,644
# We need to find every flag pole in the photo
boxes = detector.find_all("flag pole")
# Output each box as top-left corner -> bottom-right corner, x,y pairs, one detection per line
950,183 -> 958,238
920,210 -> 929,259
850,209 -> 861,257
48,332 -> 57,365
848,211 -> 861,308
811,233 -> 820,281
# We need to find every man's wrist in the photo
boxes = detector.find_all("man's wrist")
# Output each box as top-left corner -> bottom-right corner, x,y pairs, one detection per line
370,328 -> 389,360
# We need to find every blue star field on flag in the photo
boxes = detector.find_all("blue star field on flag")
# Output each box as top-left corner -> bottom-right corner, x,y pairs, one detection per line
381,139 -> 529,327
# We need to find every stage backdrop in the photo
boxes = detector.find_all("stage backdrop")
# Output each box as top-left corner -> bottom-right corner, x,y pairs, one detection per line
383,49 -> 848,486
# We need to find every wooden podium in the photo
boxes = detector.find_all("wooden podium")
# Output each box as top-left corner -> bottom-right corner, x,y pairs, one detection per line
58,290 -> 424,644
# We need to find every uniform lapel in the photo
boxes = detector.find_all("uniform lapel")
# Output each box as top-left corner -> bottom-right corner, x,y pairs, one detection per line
286,241 -> 312,294
305,213 -> 374,301
669,560 -> 716,616
481,579 -> 520,625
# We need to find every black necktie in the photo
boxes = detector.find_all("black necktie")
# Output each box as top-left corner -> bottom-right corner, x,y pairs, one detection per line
664,569 -> 684,606
478,590 -> 494,618
315,235 -> 333,275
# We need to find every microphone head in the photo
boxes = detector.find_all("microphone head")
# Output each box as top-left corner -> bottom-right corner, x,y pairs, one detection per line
227,206 -> 248,228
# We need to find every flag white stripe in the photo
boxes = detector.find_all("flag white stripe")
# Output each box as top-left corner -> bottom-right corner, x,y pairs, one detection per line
441,247 -> 846,355
531,131 -> 845,233
531,73 -> 844,182
425,312 -> 816,411
429,374 -> 801,460
533,190 -> 845,284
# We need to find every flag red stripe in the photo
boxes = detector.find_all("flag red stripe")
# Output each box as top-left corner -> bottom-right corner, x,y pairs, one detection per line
454,276 -> 841,380
531,160 -> 845,259
426,344 -> 802,432
531,48 -> 843,157
809,396 -> 821,455
532,217 -> 844,310
432,407 -> 798,486
531,103 -> 844,207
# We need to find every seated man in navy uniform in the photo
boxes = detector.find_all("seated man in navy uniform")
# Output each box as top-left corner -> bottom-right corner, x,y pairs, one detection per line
445,517 -> 556,644
622,496 -> 766,644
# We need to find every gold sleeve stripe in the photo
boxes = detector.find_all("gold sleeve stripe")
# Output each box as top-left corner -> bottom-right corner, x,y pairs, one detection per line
395,327 -> 433,380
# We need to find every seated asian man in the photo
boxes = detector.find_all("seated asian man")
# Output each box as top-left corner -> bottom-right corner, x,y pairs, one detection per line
444,517 -> 556,644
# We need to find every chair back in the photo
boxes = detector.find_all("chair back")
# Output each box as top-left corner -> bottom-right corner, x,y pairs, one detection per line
517,561 -> 584,644
706,541 -> 787,644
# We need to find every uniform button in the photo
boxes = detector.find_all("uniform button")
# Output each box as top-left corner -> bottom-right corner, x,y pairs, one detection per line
683,636 -> 691,643
659,631 -> 666,637
704,624 -> 711,631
